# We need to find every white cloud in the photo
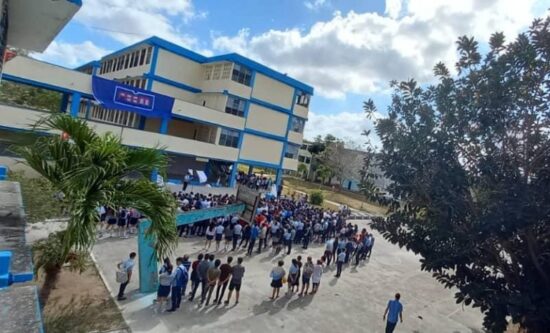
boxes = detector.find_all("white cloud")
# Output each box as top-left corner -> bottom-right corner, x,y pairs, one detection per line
212,0 -> 548,98
31,41 -> 110,67
304,111 -> 381,148
74,0 -> 205,47
304,0 -> 329,10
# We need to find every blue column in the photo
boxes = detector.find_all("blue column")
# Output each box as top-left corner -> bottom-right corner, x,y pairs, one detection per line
276,168 -> 283,187
137,220 -> 158,293
59,93 -> 69,113
69,92 -> 81,117
160,117 -> 169,134
229,162 -> 238,188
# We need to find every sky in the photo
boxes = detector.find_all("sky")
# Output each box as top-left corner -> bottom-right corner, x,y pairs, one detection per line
34,0 -> 549,146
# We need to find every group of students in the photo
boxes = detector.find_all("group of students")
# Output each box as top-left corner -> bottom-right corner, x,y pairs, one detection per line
98,206 -> 140,238
236,171 -> 273,190
155,253 -> 246,312
269,255 -> 324,299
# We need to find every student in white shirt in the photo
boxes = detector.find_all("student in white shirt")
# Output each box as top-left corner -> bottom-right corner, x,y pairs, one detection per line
117,252 -> 136,301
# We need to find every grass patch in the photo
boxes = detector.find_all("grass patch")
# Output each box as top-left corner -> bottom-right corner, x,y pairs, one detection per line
9,171 -> 67,223
283,176 -> 387,216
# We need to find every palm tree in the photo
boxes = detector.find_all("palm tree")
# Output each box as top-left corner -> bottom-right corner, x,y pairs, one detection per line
15,114 -> 178,300
297,163 -> 308,179
316,165 -> 332,187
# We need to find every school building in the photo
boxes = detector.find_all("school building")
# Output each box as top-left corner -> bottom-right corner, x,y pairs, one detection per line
0,13 -> 313,189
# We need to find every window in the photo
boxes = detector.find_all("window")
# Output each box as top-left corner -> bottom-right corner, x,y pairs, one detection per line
221,63 -> 232,79
212,64 -> 223,80
204,65 -> 212,80
132,51 -> 139,67
232,63 -> 252,86
296,90 -> 311,107
219,129 -> 240,148
145,47 -> 152,64
225,96 -> 246,117
305,157 -> 311,164
124,54 -> 130,69
300,144 -> 308,150
139,49 -> 146,65
298,155 -> 305,163
291,117 -> 305,133
285,145 -> 299,159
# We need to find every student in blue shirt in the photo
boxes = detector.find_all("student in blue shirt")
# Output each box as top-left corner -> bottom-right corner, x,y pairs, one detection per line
383,293 -> 403,333
247,223 -> 260,256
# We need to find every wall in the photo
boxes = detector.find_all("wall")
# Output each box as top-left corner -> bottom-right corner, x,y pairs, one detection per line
293,104 -> 309,119
151,81 -> 196,103
99,65 -> 149,80
282,157 -> 298,171
4,56 -> 92,94
200,79 -> 251,100
155,49 -> 203,88
245,104 -> 288,137
194,93 -> 227,112
287,130 -> 303,145
239,134 -> 283,165
251,73 -> 294,109
172,98 -> 245,130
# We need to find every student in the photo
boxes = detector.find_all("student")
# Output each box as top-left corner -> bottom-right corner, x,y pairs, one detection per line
383,293 -> 403,333
188,253 -> 204,301
311,259 -> 323,294
128,208 -> 139,234
299,257 -> 314,296
204,223 -> 215,250
117,207 -> 128,239
204,259 -> 221,306
215,223 -> 224,251
214,257 -> 233,305
157,260 -> 173,312
116,252 -> 136,301
224,223 -> 233,251
106,207 -> 117,237
232,223 -> 242,251
225,257 -> 245,305
287,259 -> 300,294
239,223 -> 251,249
258,223 -> 267,253
248,223 -> 260,256
183,171 -> 192,192
181,255 -> 192,296
324,238 -> 334,266
335,249 -> 346,278
167,257 -> 187,312
284,228 -> 293,255
270,260 -> 286,300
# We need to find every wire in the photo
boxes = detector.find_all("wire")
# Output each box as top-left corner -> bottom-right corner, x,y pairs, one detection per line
85,25 -> 149,37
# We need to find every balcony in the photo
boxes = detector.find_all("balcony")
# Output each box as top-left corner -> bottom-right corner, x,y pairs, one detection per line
0,105 -> 239,162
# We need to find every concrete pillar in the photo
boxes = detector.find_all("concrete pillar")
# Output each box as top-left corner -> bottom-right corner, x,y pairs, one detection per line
229,162 -> 238,188
248,165 -> 254,175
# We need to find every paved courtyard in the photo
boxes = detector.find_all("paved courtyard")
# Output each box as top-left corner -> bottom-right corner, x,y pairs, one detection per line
92,219 -> 484,333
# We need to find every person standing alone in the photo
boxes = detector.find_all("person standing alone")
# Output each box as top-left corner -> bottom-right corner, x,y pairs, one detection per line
116,252 -> 136,301
383,293 -> 403,333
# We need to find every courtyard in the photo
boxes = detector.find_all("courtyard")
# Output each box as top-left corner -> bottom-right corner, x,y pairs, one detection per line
92,219 -> 484,333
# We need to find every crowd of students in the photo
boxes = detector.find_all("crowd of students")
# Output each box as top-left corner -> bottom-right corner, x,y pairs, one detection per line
236,171 -> 272,190
97,206 -> 141,239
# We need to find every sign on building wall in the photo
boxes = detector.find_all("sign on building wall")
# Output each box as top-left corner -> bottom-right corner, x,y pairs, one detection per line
92,75 -> 174,118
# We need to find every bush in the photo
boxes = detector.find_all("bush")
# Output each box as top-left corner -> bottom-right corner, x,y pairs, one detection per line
310,191 -> 324,205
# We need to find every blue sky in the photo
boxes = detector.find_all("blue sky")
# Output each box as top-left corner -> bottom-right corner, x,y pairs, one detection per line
35,0 -> 547,145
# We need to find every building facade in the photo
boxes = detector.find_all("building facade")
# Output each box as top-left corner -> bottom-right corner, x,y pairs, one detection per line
0,36 -> 313,187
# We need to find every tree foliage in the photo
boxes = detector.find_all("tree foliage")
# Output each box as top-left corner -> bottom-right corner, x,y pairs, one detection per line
15,115 -> 178,263
0,80 -> 62,113
367,17 -> 550,332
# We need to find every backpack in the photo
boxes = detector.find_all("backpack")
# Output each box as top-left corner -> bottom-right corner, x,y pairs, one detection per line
177,267 -> 188,285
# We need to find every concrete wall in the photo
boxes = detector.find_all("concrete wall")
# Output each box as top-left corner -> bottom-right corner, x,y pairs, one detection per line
239,134 -> 283,165
287,130 -> 303,145
251,73 -> 294,109
246,104 -> 288,137
194,93 -> 228,112
282,157 -> 298,171
4,56 -> 92,94
155,49 -> 203,88
201,79 -> 251,100
151,81 -> 196,103
172,98 -> 245,130
293,104 -> 309,119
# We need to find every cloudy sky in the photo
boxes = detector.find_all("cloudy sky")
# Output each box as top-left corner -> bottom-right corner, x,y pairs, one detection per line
35,0 -> 548,144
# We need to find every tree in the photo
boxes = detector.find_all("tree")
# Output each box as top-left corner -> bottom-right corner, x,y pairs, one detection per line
315,164 -> 332,185
16,115 -> 178,298
297,163 -> 309,179
366,17 -> 550,332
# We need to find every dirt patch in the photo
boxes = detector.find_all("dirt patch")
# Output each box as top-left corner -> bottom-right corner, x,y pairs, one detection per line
38,264 -> 128,333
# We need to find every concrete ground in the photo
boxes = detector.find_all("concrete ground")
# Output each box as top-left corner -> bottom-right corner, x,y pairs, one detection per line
92,220 -> 484,333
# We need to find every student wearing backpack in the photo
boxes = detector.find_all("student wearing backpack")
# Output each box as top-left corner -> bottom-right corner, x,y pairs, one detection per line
167,257 -> 188,312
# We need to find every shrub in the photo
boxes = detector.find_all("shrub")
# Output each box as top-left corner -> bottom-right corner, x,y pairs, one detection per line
310,191 -> 324,206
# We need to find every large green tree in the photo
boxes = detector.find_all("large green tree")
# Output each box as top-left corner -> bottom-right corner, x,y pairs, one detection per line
16,115 -> 178,270
366,17 -> 550,332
